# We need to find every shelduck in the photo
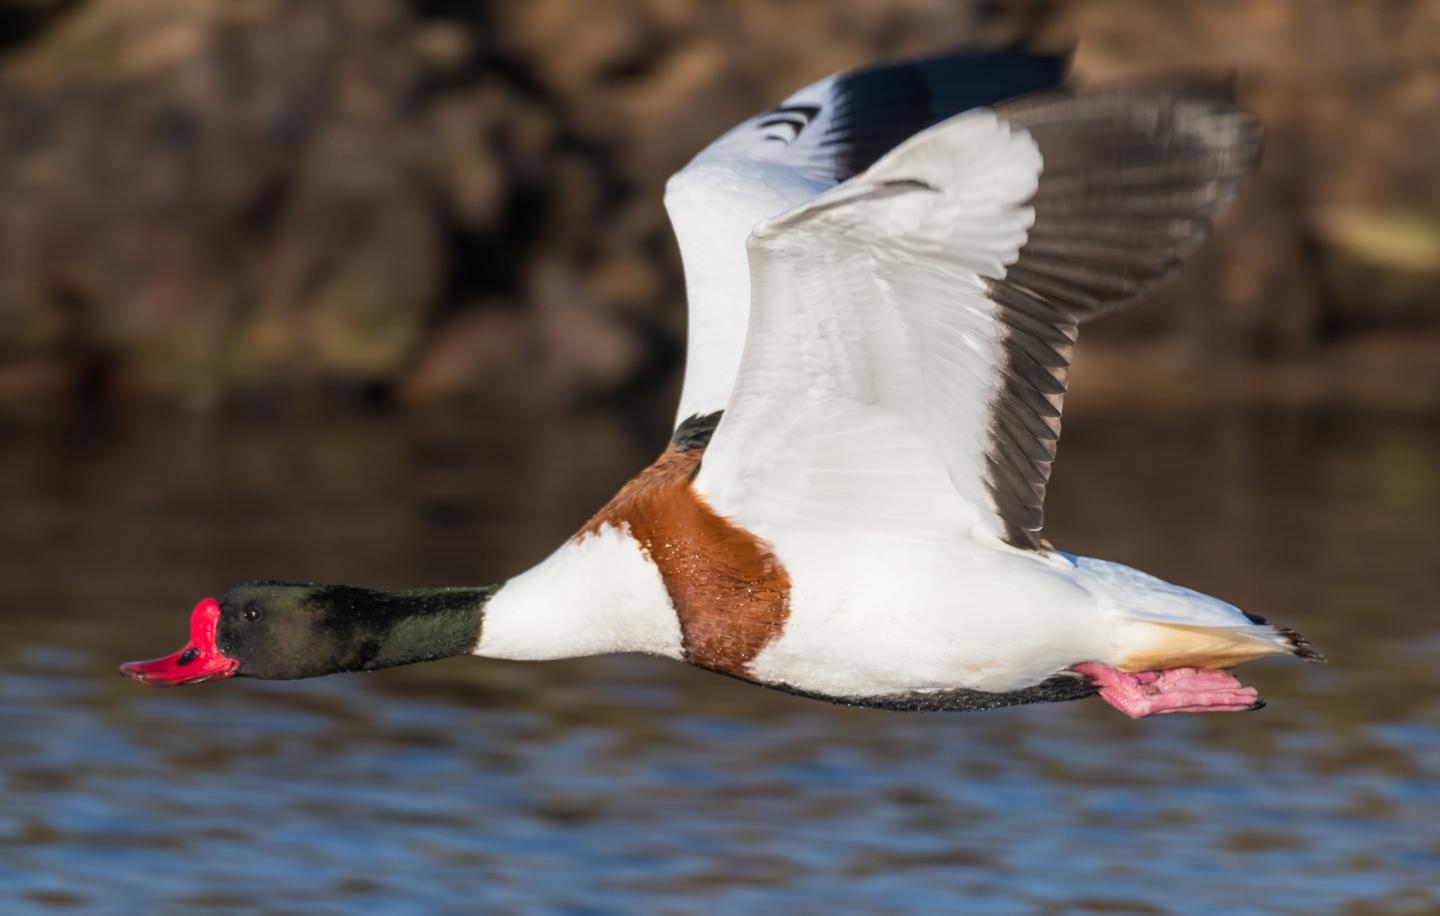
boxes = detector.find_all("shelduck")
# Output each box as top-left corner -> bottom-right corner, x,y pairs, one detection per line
123,49 -> 1323,717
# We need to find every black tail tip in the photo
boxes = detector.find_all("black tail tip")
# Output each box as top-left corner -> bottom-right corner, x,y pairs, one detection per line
1277,626 -> 1327,664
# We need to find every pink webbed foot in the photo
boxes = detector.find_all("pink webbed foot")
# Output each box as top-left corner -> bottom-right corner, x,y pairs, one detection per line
1072,662 -> 1264,719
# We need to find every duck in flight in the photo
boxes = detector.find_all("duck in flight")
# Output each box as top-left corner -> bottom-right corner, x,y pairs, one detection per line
123,49 -> 1323,717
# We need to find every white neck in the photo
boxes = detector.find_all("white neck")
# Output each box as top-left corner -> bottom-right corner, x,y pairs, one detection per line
474,524 -> 684,662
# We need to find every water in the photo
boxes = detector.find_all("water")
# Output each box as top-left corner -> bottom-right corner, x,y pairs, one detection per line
2,402 -> 1438,914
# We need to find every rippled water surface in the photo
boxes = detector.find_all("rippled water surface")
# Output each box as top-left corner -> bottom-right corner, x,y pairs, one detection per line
2,403 -> 1438,914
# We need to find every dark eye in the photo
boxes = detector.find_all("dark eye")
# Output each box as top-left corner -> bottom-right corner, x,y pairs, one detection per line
243,605 -> 264,622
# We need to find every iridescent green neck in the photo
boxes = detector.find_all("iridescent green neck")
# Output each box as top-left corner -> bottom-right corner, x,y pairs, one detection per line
216,581 -> 498,680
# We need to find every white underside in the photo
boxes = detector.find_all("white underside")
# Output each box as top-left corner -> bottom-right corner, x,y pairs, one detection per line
749,532 -> 1261,697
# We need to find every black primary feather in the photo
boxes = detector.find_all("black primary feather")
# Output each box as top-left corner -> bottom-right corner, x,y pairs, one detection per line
982,84 -> 1262,550
816,48 -> 1069,182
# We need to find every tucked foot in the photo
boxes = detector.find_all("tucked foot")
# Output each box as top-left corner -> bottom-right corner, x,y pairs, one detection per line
1072,662 -> 1263,719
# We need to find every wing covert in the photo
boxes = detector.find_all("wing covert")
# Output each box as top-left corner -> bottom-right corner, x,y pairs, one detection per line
694,86 -> 1261,549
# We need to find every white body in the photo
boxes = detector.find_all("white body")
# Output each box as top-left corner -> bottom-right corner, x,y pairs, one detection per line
477,524 -> 1265,698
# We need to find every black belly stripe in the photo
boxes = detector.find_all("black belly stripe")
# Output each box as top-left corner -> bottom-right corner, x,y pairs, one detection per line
720,672 -> 1097,712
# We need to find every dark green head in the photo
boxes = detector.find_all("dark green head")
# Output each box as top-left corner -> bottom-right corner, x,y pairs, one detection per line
121,581 -> 495,685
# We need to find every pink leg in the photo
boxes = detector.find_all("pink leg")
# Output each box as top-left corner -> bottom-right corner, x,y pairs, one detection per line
1072,662 -> 1263,719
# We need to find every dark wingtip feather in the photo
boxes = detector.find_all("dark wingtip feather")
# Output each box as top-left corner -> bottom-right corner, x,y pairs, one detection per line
982,84 -> 1263,548
824,47 -> 1070,182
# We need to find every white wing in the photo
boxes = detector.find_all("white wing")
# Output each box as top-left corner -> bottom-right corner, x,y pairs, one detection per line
663,51 -> 1067,428
696,87 -> 1261,549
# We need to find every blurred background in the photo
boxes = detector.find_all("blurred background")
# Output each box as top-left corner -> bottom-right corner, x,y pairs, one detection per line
1,0 -> 1438,412
2,2 -> 1439,913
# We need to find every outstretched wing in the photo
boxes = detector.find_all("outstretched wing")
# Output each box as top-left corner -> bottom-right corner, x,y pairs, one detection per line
663,50 -> 1067,427
694,86 -> 1261,549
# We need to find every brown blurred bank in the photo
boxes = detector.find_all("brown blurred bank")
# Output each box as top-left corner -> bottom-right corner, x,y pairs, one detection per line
1,0 -> 1438,415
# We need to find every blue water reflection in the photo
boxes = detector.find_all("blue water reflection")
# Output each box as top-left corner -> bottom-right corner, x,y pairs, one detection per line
1,406 -> 1437,913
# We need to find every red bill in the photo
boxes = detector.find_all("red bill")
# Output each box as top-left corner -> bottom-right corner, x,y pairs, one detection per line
120,598 -> 240,686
